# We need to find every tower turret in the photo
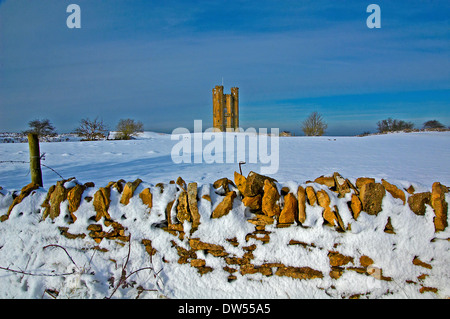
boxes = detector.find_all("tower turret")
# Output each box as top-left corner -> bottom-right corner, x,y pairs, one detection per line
213,85 -> 239,132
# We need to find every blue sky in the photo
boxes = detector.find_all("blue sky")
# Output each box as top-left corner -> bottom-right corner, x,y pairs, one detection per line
0,0 -> 449,135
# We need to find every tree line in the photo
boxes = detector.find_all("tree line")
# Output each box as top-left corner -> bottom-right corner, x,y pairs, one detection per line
23,118 -> 144,141
300,112 -> 449,136
21,114 -> 450,140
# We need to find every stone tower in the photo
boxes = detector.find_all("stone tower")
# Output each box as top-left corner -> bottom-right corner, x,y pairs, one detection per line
212,85 -> 239,131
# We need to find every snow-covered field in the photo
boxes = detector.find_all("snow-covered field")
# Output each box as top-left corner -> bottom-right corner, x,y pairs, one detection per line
0,131 -> 449,299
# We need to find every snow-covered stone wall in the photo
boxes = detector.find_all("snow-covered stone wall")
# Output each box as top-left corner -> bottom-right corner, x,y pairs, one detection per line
0,171 -> 448,298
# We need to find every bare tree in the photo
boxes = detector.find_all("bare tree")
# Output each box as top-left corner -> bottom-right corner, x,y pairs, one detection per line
377,118 -> 414,133
301,112 -> 328,136
23,119 -> 57,137
74,117 -> 107,141
423,120 -> 445,130
116,118 -> 144,140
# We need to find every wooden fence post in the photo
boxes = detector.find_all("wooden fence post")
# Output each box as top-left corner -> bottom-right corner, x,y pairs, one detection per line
28,133 -> 43,187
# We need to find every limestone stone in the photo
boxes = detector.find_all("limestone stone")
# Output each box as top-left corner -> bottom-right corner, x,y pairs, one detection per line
412,256 -> 432,269
176,176 -> 186,190
201,194 -> 211,202
213,177 -> 234,194
356,177 -> 375,190
384,216 -> 395,234
45,181 -> 68,220
359,182 -> 385,215
346,179 -> 359,195
321,207 -> 336,227
58,226 -> 86,240
93,187 -> 111,221
189,238 -> 227,256
172,239 -> 196,264
207,249 -> 229,257
67,184 -> 86,221
280,187 -> 290,196
196,266 -> 214,275
431,182 -> 448,232
242,194 -> 262,211
211,191 -> 236,218
419,286 -> 438,294
139,188 -> 153,209
87,221 -> 128,243
317,189 -> 334,225
244,265 -> 272,276
316,189 -> 345,230
405,185 -> 415,194
332,205 -> 346,231
176,190 -> 191,223
120,179 -> 142,205
191,259 -> 206,267
142,239 -> 157,256
21,182 -> 41,195
247,213 -> 274,226
39,185 -> 55,219
4,182 -> 40,220
381,179 -> 406,204
316,190 -> 336,228
326,208 -> 343,229
226,237 -> 239,247
328,251 -> 354,267
108,179 -> 125,193
305,186 -> 317,206
367,266 -> 392,281
360,255 -> 374,268
297,186 -> 306,224
225,256 -> 251,266
279,193 -> 297,224
350,193 -> 362,220
408,192 -> 431,215
244,171 -> 277,197
262,179 -> 280,217
84,182 -> 95,188
316,189 -> 331,208
275,266 -> 323,280
329,267 -> 344,279
314,176 -> 335,188
233,171 -> 246,195
87,224 -> 102,232
187,182 -> 200,228
165,200 -> 177,229
333,172 -> 351,197
288,240 -> 316,248
245,230 -> 271,244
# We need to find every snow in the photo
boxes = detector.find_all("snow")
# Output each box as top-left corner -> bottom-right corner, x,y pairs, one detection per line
1,131 -> 449,191
0,131 -> 449,299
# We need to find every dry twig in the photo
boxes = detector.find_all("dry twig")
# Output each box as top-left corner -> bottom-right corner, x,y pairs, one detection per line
106,236 -> 158,299
43,244 -> 79,270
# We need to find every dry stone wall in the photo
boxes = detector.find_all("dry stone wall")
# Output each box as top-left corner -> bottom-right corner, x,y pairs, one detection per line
0,171 -> 448,298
